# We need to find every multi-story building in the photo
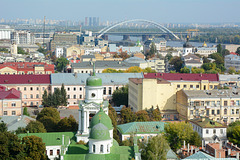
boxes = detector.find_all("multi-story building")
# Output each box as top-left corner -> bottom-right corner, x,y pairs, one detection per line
0,75 -> 51,107
11,30 -> 35,44
190,118 -> 227,146
224,54 -> 240,72
128,73 -> 219,118
183,54 -> 203,68
0,25 -> 14,40
0,85 -> 22,116
219,74 -> 240,88
50,33 -> 77,52
177,89 -> 240,124
144,38 -> 167,53
222,44 -> 240,53
51,73 -> 143,105
0,62 -> 54,75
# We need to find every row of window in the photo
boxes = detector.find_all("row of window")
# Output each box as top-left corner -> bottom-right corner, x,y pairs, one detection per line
20,87 -> 47,91
177,84 -> 218,89
47,149 -> 60,156
23,94 -> 39,99
190,109 -> 240,115
190,100 -> 240,107
67,95 -> 82,99
92,144 -> 109,153
3,102 -> 16,107
3,111 -> 16,115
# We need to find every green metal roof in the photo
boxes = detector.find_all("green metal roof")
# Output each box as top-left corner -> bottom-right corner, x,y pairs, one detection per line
166,149 -> 179,159
89,123 -> 111,140
184,151 -> 237,160
18,132 -> 75,146
89,107 -> 113,130
117,122 -> 165,134
86,76 -> 102,86
190,118 -> 227,128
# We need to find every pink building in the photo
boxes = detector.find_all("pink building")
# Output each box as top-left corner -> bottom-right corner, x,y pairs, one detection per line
0,85 -> 22,116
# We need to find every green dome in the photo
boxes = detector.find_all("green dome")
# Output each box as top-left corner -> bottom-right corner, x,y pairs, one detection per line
86,75 -> 102,86
90,108 -> 113,130
89,123 -> 111,140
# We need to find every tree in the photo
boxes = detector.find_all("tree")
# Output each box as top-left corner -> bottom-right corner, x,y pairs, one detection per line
42,90 -> 48,107
228,67 -> 236,74
152,107 -> 162,121
222,49 -> 230,57
228,125 -> 240,147
17,47 -> 28,55
0,121 -> 7,132
135,110 -> 150,122
190,131 -> 201,147
180,67 -> 190,73
120,106 -> 136,124
143,67 -> 156,73
57,115 -> 78,132
36,107 -> 60,132
146,42 -> 157,59
37,47 -> 47,55
60,84 -> 67,106
191,67 -> 205,74
125,66 -> 143,73
56,57 -> 69,72
0,131 -> 24,159
22,135 -> 48,160
164,122 -> 200,151
217,44 -> 222,54
23,107 -> 30,116
108,105 -> 121,143
236,47 -> 240,55
112,86 -> 128,106
140,134 -> 170,160
52,88 -> 61,108
165,53 -> 173,61
169,56 -> 183,72
102,68 -> 119,73
121,134 -> 134,146
26,121 -> 47,133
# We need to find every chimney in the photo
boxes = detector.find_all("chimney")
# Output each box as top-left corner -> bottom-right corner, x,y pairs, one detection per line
184,140 -> 186,149
219,143 -> 222,149
237,152 -> 239,159
219,152 -> 221,158
17,116 -> 21,121
202,140 -> 204,149
187,143 -> 190,153
228,149 -> 231,156
191,146 -> 193,155
215,149 -> 217,158
62,135 -> 64,145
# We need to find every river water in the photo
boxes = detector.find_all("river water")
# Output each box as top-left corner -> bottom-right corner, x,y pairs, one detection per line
108,35 -> 218,47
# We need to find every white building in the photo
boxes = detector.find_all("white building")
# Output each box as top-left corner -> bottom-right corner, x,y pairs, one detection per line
190,118 -> 227,146
182,37 -> 193,56
0,25 -> 14,40
55,47 -> 65,58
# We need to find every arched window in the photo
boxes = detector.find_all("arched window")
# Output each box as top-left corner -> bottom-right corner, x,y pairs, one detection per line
100,145 -> 103,153
107,144 -> 109,152
93,144 -> 95,153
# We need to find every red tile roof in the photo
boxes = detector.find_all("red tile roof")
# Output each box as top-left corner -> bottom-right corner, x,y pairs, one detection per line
0,75 -> 51,84
230,52 -> 238,55
144,73 -> 219,81
0,86 -> 21,99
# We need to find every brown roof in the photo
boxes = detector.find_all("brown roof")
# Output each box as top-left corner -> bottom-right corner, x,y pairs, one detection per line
129,78 -> 143,84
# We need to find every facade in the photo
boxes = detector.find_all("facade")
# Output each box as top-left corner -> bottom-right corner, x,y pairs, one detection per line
144,38 -> 167,53
0,62 -> 54,75
11,30 -> 35,44
182,38 -> 193,56
222,44 -> 240,53
66,45 -> 84,59
224,54 -> 240,72
219,74 -> 240,88
0,85 -> 22,116
55,47 -> 65,58
176,89 -> 240,124
195,47 -> 217,57
50,73 -> 143,105
0,25 -> 14,40
183,54 -> 203,68
190,118 -> 227,146
0,74 -> 51,107
128,73 -> 219,117
50,33 -> 77,52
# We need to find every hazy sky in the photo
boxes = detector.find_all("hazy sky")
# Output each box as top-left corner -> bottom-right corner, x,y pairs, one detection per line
1,0 -> 240,23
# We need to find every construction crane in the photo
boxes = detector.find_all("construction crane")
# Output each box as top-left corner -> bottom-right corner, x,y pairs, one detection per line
186,29 -> 199,38
43,16 -> 46,48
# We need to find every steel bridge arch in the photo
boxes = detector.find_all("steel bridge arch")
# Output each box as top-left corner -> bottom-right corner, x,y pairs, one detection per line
97,19 -> 180,40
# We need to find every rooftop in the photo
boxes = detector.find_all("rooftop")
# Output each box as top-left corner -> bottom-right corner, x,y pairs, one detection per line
190,118 -> 227,128
0,74 -> 51,84
184,151 -> 237,160
0,86 -> 21,99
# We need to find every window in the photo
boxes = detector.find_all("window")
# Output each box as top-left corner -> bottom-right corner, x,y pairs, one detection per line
30,94 -> 33,98
24,87 -> 26,91
196,85 -> 199,88
206,129 -> 209,134
93,145 -> 95,153
36,94 -> 39,98
79,95 -> 82,99
232,109 -> 235,114
183,85 -> 187,88
236,100 -> 240,106
217,109 -> 220,114
116,87 -> 119,90
100,145 -> 104,153
103,87 -> 106,95
204,85 -> 206,90
190,110 -> 193,115
37,87 -> 39,91
17,87 -> 20,90
196,110 -> 199,116
206,101 -> 210,106
12,111 -> 16,115
231,100 -> 234,106
224,109 -> 227,114
212,110 -> 215,115
3,102 -> 8,107
217,101 -> 220,106
220,129 -> 223,134
224,101 -> 228,106
74,95 -> 76,99
67,88 -> 70,91
74,87 -> 76,91
237,109 -> 239,114
231,118 -> 234,122
190,101 -> 194,106
109,87 -> 112,95
213,129 -> 216,134
210,85 -> 213,89
206,109 -> 209,116
42,87 -> 45,90
68,95 -> 70,99
211,101 -> 215,106
107,144 -> 109,152
214,85 -> 218,89
177,84 -> 180,88
201,101 -> 204,106
57,149 -> 60,155
190,85 -> 193,88
80,87 -> 82,91
11,102 -> 16,107
24,95 -> 27,99
50,150 -> 53,155
30,87 -> 33,91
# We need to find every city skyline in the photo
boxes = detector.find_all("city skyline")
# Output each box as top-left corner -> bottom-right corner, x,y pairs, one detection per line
1,0 -> 240,24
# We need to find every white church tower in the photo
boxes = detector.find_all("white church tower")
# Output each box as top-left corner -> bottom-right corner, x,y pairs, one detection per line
182,36 -> 193,56
76,63 -> 109,143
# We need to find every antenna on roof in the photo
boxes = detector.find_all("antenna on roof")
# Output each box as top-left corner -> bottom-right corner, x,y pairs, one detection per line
92,62 -> 96,76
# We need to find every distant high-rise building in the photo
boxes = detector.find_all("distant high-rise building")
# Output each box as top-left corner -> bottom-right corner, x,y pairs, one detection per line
85,17 -> 88,26
89,17 -> 92,26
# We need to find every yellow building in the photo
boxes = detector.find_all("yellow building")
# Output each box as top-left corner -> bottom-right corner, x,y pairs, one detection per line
128,73 -> 220,120
177,89 -> 240,124
66,45 -> 84,59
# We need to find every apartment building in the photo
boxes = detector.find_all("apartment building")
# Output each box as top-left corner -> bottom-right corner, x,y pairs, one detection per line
177,89 -> 240,124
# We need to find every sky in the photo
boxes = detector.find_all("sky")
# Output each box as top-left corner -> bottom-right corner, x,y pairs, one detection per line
1,0 -> 240,24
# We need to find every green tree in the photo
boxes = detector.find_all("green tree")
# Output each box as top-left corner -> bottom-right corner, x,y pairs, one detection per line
169,56 -> 183,72
236,47 -> 240,55
217,44 -> 222,54
23,107 -> 30,116
57,115 -> 78,132
191,67 -> 205,73
52,88 -> 61,108
228,67 -> 236,74
152,107 -> 162,121
146,42 -> 157,59
42,90 -> 48,107
17,47 -> 28,55
140,134 -> 170,160
0,131 -> 24,159
121,134 -> 134,146
143,67 -> 156,73
120,106 -> 136,124
36,107 -> 60,132
125,66 -> 143,73
60,84 -> 67,106
0,48 -> 9,53
0,121 -> 7,132
165,53 -> 173,61
37,47 -> 47,55
112,86 -> 128,106
22,135 -> 48,160
136,110 -> 150,122
180,67 -> 190,73
108,105 -> 121,143
222,49 -> 230,57
228,125 -> 240,147
26,121 -> 47,133
102,68 -> 119,73
190,131 -> 202,147
56,57 -> 69,72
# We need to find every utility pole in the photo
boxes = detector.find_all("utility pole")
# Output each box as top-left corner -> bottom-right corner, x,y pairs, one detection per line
43,16 -> 46,48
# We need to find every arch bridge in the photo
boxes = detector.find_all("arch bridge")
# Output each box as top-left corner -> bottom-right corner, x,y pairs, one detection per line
97,19 -> 180,40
